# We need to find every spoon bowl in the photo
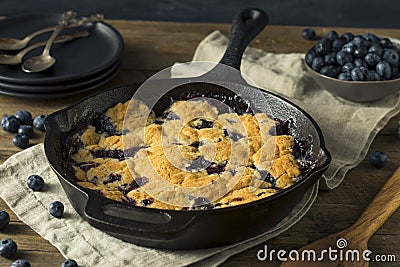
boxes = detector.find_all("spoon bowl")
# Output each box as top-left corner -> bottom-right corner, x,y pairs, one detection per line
21,54 -> 56,73
0,37 -> 30,51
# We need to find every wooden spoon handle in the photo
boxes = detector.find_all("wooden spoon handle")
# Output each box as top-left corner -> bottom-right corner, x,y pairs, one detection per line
348,167 -> 400,240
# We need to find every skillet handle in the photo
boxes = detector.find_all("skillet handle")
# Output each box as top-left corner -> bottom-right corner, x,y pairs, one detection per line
219,8 -> 269,71
83,192 -> 197,239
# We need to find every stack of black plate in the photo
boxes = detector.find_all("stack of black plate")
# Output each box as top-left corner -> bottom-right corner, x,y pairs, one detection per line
0,13 -> 124,98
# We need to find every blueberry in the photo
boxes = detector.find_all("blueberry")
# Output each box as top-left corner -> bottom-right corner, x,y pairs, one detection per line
380,38 -> 394,48
351,67 -> 366,81
320,65 -> 340,78
27,175 -> 45,191
353,35 -> 370,48
336,50 -> 353,65
368,44 -> 383,56
0,210 -> 10,230
354,58 -> 368,68
1,115 -> 20,133
340,32 -> 354,43
331,39 -> 344,52
369,151 -> 387,168
12,134 -> 29,149
302,28 -> 316,40
341,62 -> 355,73
341,42 -> 355,55
338,72 -> 352,81
376,61 -> 392,80
305,49 -> 316,66
324,53 -> 337,65
0,238 -> 17,258
382,48 -> 399,66
364,53 -> 381,67
311,56 -> 324,71
61,259 -> 78,267
18,125 -> 34,138
11,259 -> 31,267
327,30 -> 339,40
314,38 -> 331,56
33,115 -> 47,132
392,67 -> 400,79
366,70 -> 381,81
363,33 -> 380,44
353,46 -> 368,59
49,201 -> 64,218
359,66 -> 369,76
14,110 -> 32,125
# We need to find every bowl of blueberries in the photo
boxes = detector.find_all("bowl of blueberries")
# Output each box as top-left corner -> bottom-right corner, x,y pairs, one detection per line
304,29 -> 400,102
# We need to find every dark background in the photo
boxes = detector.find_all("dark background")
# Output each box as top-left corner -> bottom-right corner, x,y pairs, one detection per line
1,0 -> 400,28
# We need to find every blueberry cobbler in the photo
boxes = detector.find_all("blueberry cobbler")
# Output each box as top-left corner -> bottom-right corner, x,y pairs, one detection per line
63,98 -> 315,210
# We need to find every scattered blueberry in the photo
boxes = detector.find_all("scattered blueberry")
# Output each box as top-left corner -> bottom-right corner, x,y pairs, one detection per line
61,259 -> 78,267
1,115 -> 20,133
49,201 -> 64,218
12,134 -> 29,149
27,175 -> 45,191
302,28 -> 316,40
376,61 -> 392,80
14,111 -> 32,125
18,125 -> 34,138
369,151 -> 387,168
0,238 -> 17,258
11,259 -> 31,267
0,210 -> 10,230
33,114 -> 47,132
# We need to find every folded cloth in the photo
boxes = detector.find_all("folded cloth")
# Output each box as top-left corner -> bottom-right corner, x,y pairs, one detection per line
172,30 -> 400,190
0,144 -> 318,267
1,30 -> 399,267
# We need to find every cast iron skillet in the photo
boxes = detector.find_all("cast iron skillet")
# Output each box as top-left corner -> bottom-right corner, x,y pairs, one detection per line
44,8 -> 331,249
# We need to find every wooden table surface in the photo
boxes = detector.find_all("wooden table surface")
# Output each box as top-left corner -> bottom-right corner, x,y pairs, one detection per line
0,19 -> 399,267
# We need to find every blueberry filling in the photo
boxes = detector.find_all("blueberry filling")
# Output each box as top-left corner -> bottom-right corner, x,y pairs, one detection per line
93,114 -> 120,136
91,149 -> 125,160
186,156 -> 212,172
189,141 -> 201,148
292,138 -> 311,159
192,197 -> 214,209
124,146 -> 147,157
141,198 -> 154,206
78,162 -> 100,172
206,162 -> 227,175
258,170 -> 276,185
193,119 -> 214,129
231,197 -> 243,202
103,173 -> 122,185
224,130 -> 244,141
122,197 -> 137,205
269,118 -> 291,136
163,111 -> 180,120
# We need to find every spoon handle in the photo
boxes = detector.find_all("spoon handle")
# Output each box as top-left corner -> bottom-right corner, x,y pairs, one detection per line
17,30 -> 90,59
348,166 -> 400,241
41,11 -> 77,57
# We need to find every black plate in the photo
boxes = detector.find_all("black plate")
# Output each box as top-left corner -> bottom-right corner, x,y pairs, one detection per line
0,63 -> 120,99
0,13 -> 124,85
0,61 -> 120,93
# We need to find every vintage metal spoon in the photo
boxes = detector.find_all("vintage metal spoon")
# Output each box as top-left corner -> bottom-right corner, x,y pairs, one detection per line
280,167 -> 400,267
0,13 -> 103,51
21,11 -> 77,73
0,30 -> 89,65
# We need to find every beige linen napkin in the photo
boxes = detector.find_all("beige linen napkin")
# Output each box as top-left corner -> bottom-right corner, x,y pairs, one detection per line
1,30 -> 400,267
0,144 -> 317,267
172,30 -> 400,190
